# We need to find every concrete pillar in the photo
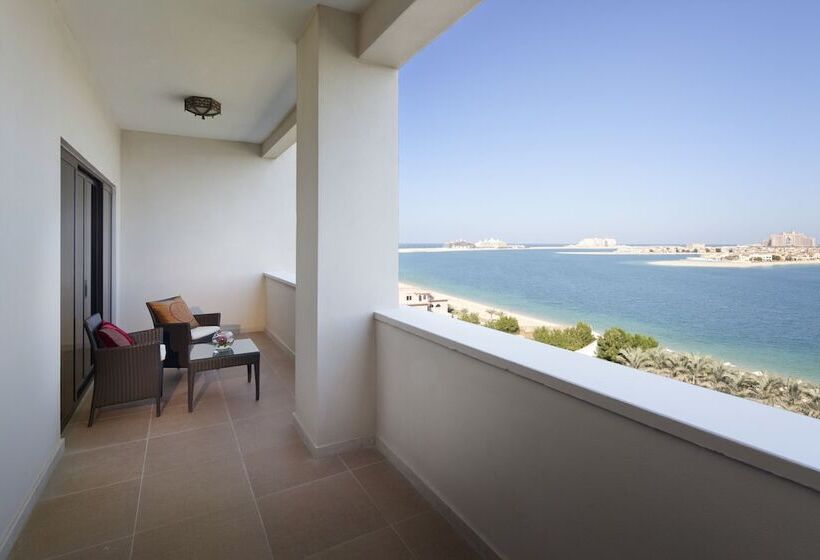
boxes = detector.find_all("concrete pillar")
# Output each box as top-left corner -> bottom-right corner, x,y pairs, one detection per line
294,6 -> 398,454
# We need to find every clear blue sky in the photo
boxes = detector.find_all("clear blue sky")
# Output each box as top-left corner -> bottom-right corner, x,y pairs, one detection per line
398,0 -> 820,245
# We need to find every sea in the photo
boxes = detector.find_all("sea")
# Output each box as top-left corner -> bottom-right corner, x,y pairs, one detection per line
399,245 -> 820,383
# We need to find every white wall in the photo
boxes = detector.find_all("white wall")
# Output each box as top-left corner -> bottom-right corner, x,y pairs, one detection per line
0,0 -> 121,553
376,315 -> 820,560
265,274 -> 296,355
120,132 -> 295,332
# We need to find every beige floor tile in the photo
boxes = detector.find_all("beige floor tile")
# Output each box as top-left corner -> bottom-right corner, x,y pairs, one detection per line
149,398 -> 229,438
145,423 -> 239,475
272,372 -> 296,395
352,461 -> 430,524
52,537 -> 133,559
137,456 -> 254,532
132,504 -> 271,560
162,370 -> 223,407
234,410 -> 302,456
224,389 -> 294,421
244,440 -> 346,497
42,440 -> 146,499
216,363 -> 263,381
394,511 -> 480,560
9,480 -> 139,560
220,371 -> 289,400
64,412 -> 150,453
72,389 -> 152,424
257,472 -> 386,560
307,527 -> 413,559
339,447 -> 384,470
265,355 -> 295,379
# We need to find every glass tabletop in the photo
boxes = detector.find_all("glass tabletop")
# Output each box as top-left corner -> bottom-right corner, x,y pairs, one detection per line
189,338 -> 259,361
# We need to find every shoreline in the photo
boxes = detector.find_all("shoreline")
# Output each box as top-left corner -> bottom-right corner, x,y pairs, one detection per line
398,281 -> 797,379
648,258 -> 820,268
399,282 -> 567,332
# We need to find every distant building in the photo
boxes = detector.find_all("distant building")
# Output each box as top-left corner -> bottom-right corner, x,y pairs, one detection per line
444,239 -> 476,249
399,287 -> 448,315
474,238 -> 510,249
686,243 -> 706,252
576,237 -> 617,248
764,231 -> 815,248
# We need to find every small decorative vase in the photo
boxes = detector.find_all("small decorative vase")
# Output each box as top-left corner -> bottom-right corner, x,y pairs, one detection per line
212,330 -> 235,350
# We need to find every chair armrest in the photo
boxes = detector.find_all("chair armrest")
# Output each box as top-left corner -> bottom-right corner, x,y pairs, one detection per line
194,313 -> 221,327
130,328 -> 163,346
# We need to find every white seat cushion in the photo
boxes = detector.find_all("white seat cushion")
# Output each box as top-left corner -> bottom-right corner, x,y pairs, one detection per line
160,344 -> 166,362
190,325 -> 220,341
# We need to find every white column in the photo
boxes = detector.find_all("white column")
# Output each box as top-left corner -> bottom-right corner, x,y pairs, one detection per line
294,6 -> 398,454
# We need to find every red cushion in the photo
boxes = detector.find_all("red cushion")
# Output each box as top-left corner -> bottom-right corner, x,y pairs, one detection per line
96,321 -> 135,348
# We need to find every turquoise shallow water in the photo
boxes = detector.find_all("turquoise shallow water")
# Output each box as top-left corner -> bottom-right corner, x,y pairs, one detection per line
399,248 -> 820,383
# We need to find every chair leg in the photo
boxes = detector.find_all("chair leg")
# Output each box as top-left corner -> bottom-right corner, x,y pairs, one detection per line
156,397 -> 161,417
87,388 -> 98,427
247,363 -> 252,383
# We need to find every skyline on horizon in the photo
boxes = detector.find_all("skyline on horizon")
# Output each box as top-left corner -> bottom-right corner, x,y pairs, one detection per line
398,231 -> 818,247
398,0 -> 820,245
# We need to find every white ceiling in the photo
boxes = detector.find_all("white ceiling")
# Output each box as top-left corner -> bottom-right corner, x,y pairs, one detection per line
56,0 -> 372,143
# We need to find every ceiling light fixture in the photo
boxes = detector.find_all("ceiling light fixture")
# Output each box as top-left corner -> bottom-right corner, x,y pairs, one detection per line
184,96 -> 221,119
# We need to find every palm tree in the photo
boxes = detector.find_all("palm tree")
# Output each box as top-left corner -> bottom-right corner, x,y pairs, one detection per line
645,348 -> 675,375
784,378 -> 804,408
618,347 -> 653,370
668,353 -> 692,381
689,355 -> 715,385
710,364 -> 739,394
730,373 -> 761,399
803,387 -> 820,418
758,375 -> 786,407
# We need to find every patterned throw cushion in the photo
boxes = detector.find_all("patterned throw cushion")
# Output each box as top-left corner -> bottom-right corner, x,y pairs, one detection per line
147,296 -> 199,328
96,321 -> 135,348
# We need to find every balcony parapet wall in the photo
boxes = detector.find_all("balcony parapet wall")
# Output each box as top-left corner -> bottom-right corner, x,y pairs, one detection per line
375,308 -> 820,559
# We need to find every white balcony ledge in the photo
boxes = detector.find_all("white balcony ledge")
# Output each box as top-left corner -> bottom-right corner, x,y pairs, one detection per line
374,307 -> 820,493
263,271 -> 296,288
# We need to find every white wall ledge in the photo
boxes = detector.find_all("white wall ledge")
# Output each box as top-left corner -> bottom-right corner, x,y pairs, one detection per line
263,271 -> 295,288
374,307 -> 820,493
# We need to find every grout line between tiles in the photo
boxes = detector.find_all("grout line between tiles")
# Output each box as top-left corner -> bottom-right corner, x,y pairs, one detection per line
390,524 -> 420,560
127,394 -> 153,560
301,526 -> 406,560
345,456 -> 418,558
252,469 -> 350,502
42,534 -> 133,560
63,435 -> 148,456
220,372 -> 276,560
39,474 -> 143,503
147,419 -> 231,440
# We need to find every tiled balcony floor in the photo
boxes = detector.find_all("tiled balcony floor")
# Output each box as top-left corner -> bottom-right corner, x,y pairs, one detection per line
10,333 -> 479,560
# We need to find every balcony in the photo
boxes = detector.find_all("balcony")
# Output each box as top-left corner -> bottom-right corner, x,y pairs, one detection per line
2,1 -> 820,559
11,332 -> 478,559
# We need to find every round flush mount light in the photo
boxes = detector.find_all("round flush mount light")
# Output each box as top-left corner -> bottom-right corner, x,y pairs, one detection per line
184,96 -> 221,119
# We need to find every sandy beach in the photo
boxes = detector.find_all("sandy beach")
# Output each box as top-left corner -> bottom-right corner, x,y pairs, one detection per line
400,282 -> 566,332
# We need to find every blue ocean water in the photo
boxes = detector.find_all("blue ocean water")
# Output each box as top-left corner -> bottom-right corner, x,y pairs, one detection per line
399,248 -> 820,382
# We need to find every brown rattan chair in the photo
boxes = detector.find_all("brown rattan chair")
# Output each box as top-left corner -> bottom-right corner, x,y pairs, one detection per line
83,314 -> 165,426
146,298 -> 221,369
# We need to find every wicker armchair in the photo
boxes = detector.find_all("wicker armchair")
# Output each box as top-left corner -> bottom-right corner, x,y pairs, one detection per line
146,298 -> 221,369
83,314 -> 164,427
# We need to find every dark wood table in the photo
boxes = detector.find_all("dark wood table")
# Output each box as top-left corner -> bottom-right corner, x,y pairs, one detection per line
187,339 -> 260,412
